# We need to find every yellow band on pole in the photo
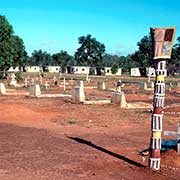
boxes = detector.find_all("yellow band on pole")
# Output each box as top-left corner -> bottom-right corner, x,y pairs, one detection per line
152,132 -> 161,138
156,75 -> 164,82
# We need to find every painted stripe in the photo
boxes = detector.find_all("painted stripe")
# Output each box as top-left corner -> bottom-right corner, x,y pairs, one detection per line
151,138 -> 161,149
152,132 -> 161,138
150,149 -> 161,158
153,108 -> 164,114
156,75 -> 164,81
149,158 -> 161,170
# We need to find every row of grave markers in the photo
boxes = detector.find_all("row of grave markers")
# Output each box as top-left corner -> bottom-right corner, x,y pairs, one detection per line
0,79 -> 127,108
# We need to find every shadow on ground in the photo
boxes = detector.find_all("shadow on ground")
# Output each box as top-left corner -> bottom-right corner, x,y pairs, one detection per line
67,136 -> 146,168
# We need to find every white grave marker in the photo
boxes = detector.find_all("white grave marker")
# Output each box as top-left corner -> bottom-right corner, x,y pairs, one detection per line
0,83 -> 6,95
29,84 -> 41,97
9,73 -> 17,86
44,81 -> 49,89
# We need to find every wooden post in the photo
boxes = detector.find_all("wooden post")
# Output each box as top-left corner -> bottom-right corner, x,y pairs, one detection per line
0,83 -> 6,95
63,78 -> 66,92
31,78 -> 34,85
24,78 -> 28,87
86,73 -> 89,81
148,67 -> 151,83
39,76 -> 43,85
44,81 -> 49,89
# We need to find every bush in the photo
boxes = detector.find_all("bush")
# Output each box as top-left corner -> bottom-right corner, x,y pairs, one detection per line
15,71 -> 24,82
111,65 -> 118,74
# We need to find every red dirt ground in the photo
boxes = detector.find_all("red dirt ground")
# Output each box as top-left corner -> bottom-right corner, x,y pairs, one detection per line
0,78 -> 180,180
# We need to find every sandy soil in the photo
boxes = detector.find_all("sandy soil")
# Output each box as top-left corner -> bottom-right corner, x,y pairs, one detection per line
0,78 -> 180,180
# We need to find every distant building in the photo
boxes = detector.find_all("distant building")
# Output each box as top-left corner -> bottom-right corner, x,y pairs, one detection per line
70,66 -> 90,74
89,67 -> 97,75
25,66 -> 41,72
104,67 -> 122,76
130,68 -> 141,77
47,66 -> 61,73
116,68 -> 122,76
104,67 -> 112,75
8,67 -> 20,72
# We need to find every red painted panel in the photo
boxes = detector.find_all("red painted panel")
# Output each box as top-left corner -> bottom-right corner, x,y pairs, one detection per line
153,108 -> 164,114
150,149 -> 161,158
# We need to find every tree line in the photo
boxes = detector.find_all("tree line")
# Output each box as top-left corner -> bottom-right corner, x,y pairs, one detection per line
0,15 -> 180,75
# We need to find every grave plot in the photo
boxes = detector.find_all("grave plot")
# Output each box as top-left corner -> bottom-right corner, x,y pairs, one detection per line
71,80 -> 111,105
0,76 -> 74,98
0,82 -> 29,96
28,84 -> 72,98
82,79 -> 153,108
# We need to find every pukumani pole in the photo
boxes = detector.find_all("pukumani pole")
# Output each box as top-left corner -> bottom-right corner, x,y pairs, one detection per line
149,27 -> 176,170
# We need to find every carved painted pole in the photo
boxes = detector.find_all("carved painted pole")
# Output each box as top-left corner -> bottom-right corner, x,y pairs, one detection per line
149,27 -> 176,170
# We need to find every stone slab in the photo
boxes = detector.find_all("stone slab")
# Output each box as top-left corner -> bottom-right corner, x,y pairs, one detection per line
83,99 -> 111,105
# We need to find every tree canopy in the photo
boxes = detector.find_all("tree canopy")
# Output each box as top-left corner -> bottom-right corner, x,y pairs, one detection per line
52,50 -> 74,72
172,37 -> 180,66
29,50 -> 52,66
131,35 -> 153,68
0,15 -> 27,72
75,34 -> 106,67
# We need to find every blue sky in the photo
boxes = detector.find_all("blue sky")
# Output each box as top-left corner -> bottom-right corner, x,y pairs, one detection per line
0,0 -> 179,56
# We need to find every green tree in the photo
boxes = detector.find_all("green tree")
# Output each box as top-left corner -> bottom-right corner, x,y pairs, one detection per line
103,53 -> 138,72
10,35 -> 27,68
172,37 -> 180,66
111,64 -> 118,74
131,35 -> 153,68
0,15 -> 13,42
0,15 -> 27,73
117,55 -> 137,73
52,50 -> 74,72
75,34 -> 105,67
30,50 -> 52,66
102,53 -> 120,67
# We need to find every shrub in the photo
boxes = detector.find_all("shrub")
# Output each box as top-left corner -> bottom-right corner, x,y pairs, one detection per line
111,65 -> 118,74
15,71 -> 24,82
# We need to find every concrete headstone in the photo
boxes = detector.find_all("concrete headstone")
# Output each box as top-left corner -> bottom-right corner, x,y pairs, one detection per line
53,76 -> 58,86
97,82 -> 106,90
140,82 -> 147,90
29,84 -> 41,97
75,80 -> 84,88
0,83 -> 6,95
111,92 -> 127,108
24,78 -> 28,87
72,81 -> 85,102
39,76 -> 43,85
72,87 -> 85,102
9,73 -> 17,86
